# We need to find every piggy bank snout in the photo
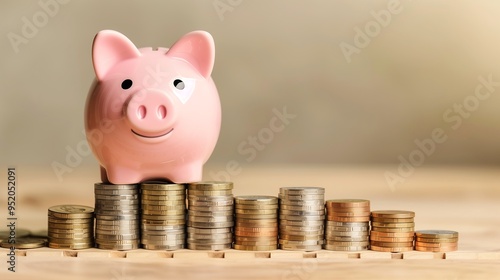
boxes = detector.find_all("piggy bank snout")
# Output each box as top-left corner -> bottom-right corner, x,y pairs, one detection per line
125,90 -> 176,136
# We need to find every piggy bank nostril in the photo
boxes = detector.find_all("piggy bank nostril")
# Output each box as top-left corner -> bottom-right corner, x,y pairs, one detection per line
137,105 -> 146,119
157,105 -> 167,119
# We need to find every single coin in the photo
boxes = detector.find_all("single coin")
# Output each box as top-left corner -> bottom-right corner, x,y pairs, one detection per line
233,244 -> 277,251
327,216 -> 370,222
186,221 -> 234,228
326,221 -> 369,227
415,230 -> 459,238
187,243 -> 231,250
187,181 -> 234,191
280,214 -> 325,221
48,205 -> 94,218
370,241 -> 414,247
279,187 -> 325,195
144,209 -> 187,216
49,242 -> 93,250
371,210 -> 415,219
235,209 -> 277,215
370,231 -> 415,238
94,189 -> 138,195
325,199 -> 370,208
94,183 -> 137,190
280,204 -> 324,211
95,199 -> 139,208
414,241 -> 459,248
188,216 -> 233,223
188,210 -> 233,217
186,227 -> 231,234
280,244 -> 323,251
48,237 -> 94,244
142,244 -> 184,250
371,227 -> 415,233
279,209 -> 325,216
370,217 -> 414,223
327,212 -> 371,217
328,236 -> 369,242
279,220 -> 324,227
188,189 -> 233,196
189,205 -> 233,211
1,237 -> 47,249
371,222 -> 415,228
48,232 -> 93,239
235,195 -> 278,204
96,243 -> 139,250
280,194 -> 324,200
188,200 -> 234,207
95,194 -> 139,201
324,240 -> 369,246
370,245 -> 414,252
323,245 -> 368,251
48,223 -> 93,230
369,236 -> 414,242
278,238 -> 324,245
415,237 -> 459,243
140,183 -> 186,191
326,226 -> 368,232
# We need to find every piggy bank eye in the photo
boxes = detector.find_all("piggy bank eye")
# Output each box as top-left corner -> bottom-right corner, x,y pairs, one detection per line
173,79 -> 185,90
121,79 -> 133,90
171,78 -> 195,104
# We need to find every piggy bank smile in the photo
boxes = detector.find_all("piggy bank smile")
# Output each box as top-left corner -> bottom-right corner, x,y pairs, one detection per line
131,127 -> 174,139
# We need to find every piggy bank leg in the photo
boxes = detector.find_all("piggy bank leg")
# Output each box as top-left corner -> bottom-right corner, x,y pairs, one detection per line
167,162 -> 203,183
100,166 -> 110,183
105,166 -> 143,185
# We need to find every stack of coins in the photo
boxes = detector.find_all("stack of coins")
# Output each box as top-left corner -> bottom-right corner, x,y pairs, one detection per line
324,199 -> 370,251
233,196 -> 279,251
370,210 -> 415,252
187,182 -> 234,250
415,230 -> 458,252
278,187 -> 325,251
94,183 -> 140,250
141,182 -> 186,250
47,205 -> 94,249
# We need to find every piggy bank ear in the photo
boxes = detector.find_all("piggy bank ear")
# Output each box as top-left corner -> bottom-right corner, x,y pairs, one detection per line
92,30 -> 141,80
167,31 -> 215,78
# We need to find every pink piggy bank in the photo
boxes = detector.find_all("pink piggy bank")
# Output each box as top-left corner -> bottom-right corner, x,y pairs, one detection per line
85,30 -> 221,184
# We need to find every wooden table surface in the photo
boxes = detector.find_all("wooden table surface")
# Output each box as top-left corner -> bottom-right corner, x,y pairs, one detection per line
0,165 -> 499,279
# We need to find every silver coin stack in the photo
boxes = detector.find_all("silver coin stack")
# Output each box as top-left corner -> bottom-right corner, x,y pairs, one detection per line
94,183 -> 140,250
141,182 -> 186,250
187,182 -> 234,250
278,187 -> 325,251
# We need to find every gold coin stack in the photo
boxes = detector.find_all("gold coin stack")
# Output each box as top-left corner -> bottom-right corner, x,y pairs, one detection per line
187,182 -> 234,250
94,183 -> 140,250
278,187 -> 325,251
47,205 -> 94,249
141,182 -> 186,250
415,230 -> 459,252
233,196 -> 279,251
324,199 -> 370,251
370,210 -> 415,252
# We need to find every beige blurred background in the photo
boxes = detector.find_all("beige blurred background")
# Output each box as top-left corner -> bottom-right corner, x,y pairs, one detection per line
2,0 -> 500,177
